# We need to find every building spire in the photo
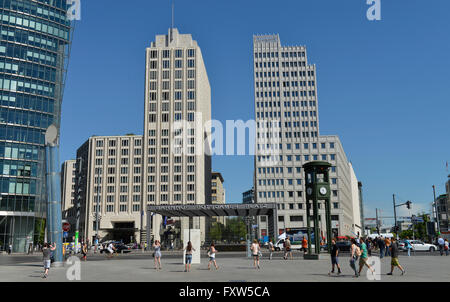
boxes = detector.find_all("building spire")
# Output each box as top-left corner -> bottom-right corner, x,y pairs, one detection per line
170,0 -> 175,42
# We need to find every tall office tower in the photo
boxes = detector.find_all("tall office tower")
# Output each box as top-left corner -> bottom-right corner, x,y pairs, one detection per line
61,159 -> 76,212
142,28 -> 211,245
72,135 -> 144,244
0,1 -> 72,252
253,35 -> 360,239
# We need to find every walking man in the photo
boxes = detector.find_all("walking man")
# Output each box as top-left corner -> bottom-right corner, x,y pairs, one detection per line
404,237 -> 412,257
268,239 -> 274,260
301,236 -> 308,255
284,237 -> 292,260
42,242 -> 56,278
378,236 -> 385,259
437,236 -> 445,256
358,238 -> 375,276
444,239 -> 449,256
385,237 -> 391,257
387,237 -> 405,276
328,239 -> 342,275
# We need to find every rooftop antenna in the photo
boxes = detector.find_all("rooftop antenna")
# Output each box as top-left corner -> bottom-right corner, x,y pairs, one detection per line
170,0 -> 174,42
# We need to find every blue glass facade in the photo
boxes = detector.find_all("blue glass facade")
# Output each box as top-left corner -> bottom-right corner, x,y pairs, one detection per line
0,0 -> 71,252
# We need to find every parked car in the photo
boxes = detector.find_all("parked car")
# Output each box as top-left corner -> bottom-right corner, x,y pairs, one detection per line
99,242 -> 131,254
403,240 -> 437,252
335,240 -> 351,252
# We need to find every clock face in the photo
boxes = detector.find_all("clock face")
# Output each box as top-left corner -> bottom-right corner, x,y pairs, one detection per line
319,187 -> 327,195
307,187 -> 313,196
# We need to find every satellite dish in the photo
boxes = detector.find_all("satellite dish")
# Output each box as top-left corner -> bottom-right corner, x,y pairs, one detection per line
45,124 -> 59,146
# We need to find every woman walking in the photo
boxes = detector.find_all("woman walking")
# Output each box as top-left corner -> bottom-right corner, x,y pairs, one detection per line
207,242 -> 219,270
251,239 -> 261,269
153,240 -> 162,270
42,242 -> 56,278
349,239 -> 360,277
184,241 -> 195,272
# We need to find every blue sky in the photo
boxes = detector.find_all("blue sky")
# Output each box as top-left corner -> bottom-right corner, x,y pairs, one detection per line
61,0 -> 450,225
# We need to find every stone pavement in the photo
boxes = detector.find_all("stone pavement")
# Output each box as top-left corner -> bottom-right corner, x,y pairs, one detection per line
0,253 -> 449,282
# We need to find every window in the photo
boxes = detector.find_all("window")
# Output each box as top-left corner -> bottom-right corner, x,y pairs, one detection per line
278,216 -> 284,222
290,216 -> 303,222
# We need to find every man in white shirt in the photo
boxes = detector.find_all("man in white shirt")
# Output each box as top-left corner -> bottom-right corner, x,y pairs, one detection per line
437,237 -> 445,256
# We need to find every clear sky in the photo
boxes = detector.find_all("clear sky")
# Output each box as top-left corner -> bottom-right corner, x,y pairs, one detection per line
61,0 -> 450,226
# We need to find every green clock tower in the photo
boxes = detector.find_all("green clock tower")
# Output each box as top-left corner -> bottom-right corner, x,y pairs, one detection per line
303,161 -> 332,259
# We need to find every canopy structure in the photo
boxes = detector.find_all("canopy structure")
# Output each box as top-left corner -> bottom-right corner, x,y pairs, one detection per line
146,203 -> 278,241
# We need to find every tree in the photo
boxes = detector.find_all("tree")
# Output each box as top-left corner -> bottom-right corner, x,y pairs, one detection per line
223,217 -> 247,243
209,222 -> 223,242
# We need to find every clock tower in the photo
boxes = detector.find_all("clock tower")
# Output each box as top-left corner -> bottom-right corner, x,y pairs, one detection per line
303,161 -> 332,258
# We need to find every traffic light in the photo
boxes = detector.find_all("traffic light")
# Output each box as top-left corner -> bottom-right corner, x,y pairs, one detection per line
406,201 -> 412,209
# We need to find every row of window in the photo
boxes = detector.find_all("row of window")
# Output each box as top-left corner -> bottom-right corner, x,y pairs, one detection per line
0,142 -> 40,160
149,69 -> 196,80
0,106 -> 54,129
0,57 -> 57,83
254,51 -> 306,59
258,100 -> 317,108
149,59 -> 195,70
256,90 -> 316,98
0,41 -> 57,67
257,166 -> 337,175
94,148 -> 142,157
149,79 -> 195,90
149,49 -> 195,59
0,9 -> 70,40
0,91 -> 55,114
0,124 -> 45,144
1,0 -> 71,25
95,139 -> 142,148
276,214 -> 340,223
148,101 -> 196,112
256,131 -> 318,140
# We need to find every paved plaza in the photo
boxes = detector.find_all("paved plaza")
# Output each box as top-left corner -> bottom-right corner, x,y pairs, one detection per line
0,251 -> 449,282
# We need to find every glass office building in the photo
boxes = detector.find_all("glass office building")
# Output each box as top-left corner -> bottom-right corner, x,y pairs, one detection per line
0,0 -> 71,252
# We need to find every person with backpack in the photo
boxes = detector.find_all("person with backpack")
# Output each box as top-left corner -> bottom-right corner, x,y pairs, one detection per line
387,237 -> 405,276
404,237 -> 413,257
358,238 -> 375,276
349,238 -> 360,277
207,242 -> 219,270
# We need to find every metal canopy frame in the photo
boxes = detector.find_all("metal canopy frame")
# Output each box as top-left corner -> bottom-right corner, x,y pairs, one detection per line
146,203 -> 278,242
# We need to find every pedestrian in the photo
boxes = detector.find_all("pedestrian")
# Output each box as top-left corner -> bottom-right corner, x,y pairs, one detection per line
170,241 -> 174,251
250,239 -> 261,269
42,242 -> 56,278
366,238 -> 372,256
387,237 -> 405,276
268,239 -> 274,260
207,242 -> 219,270
404,237 -> 412,257
81,242 -> 87,261
349,238 -> 361,277
385,237 -> 391,257
444,239 -> 449,256
358,238 -> 375,276
106,242 -> 116,259
437,236 -> 445,256
301,236 -> 308,255
8,244 -> 12,255
378,236 -> 385,259
328,239 -> 342,276
152,240 -> 162,270
284,237 -> 293,260
184,241 -> 195,272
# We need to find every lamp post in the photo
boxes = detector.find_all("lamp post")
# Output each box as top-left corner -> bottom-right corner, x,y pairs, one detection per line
44,125 -> 63,266
432,185 -> 440,234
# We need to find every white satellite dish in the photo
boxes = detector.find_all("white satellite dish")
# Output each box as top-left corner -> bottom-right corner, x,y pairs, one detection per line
45,124 -> 59,146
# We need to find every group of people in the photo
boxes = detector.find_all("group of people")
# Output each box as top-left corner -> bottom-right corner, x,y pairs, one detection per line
329,237 -> 405,277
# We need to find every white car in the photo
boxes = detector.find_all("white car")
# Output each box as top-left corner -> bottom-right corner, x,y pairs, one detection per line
405,240 -> 438,252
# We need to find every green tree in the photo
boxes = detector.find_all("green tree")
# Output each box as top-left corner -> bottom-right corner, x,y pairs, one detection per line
223,218 -> 247,243
209,222 -> 223,242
